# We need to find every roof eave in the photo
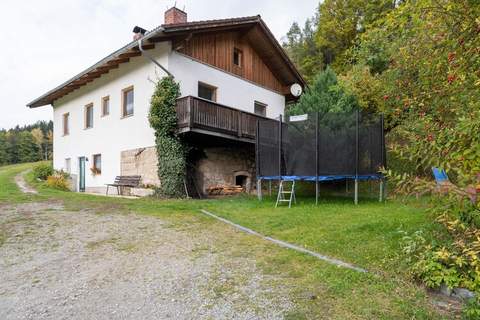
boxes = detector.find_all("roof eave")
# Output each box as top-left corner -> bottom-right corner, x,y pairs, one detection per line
256,19 -> 306,87
27,26 -> 166,108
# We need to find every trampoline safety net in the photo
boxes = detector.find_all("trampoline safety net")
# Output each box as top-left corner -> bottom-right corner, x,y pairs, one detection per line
256,110 -> 386,179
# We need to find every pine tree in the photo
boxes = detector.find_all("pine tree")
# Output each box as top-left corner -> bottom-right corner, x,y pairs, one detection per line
0,132 -> 9,165
17,131 -> 40,163
287,67 -> 358,117
283,15 -> 323,83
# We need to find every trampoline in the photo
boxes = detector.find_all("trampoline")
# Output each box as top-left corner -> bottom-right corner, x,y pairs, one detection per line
255,109 -> 386,205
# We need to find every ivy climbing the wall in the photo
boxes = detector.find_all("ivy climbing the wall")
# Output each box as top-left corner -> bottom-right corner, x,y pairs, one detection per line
148,76 -> 186,197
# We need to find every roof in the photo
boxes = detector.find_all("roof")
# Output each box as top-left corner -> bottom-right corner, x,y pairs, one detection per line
27,16 -> 305,108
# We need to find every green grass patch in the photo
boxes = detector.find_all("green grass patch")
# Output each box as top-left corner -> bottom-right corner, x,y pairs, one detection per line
203,194 -> 434,272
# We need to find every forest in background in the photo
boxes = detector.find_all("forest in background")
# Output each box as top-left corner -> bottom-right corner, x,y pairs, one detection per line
0,121 -> 53,165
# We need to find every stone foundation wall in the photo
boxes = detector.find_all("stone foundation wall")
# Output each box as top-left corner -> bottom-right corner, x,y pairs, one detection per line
194,146 -> 255,194
120,146 -> 160,187
120,145 -> 256,196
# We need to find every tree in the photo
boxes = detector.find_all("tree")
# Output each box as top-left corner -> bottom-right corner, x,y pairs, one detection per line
343,0 -> 480,171
46,130 -> 53,160
31,127 -> 45,160
0,120 -> 53,166
6,131 -> 19,164
17,131 -> 40,163
315,0 -> 396,71
287,67 -> 358,117
0,132 -> 9,165
283,15 -> 323,83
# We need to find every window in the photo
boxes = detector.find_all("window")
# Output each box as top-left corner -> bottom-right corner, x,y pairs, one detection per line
63,113 -> 69,135
93,154 -> 101,174
85,103 -> 94,129
233,48 -> 243,67
254,101 -> 267,117
198,82 -> 217,102
101,96 -> 110,116
122,86 -> 134,117
65,158 -> 71,173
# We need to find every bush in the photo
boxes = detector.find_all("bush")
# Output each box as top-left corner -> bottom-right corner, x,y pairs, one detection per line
32,163 -> 53,180
46,173 -> 69,191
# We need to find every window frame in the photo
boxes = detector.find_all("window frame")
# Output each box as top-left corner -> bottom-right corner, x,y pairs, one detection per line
233,47 -> 243,67
92,154 -> 102,174
121,86 -> 134,118
254,101 -> 267,117
84,103 -> 94,129
101,96 -> 110,117
62,113 -> 70,136
65,158 -> 71,173
198,82 -> 217,102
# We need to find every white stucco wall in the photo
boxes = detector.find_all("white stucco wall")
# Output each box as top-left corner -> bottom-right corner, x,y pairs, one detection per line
170,52 -> 286,118
53,42 -> 170,190
52,41 -> 286,191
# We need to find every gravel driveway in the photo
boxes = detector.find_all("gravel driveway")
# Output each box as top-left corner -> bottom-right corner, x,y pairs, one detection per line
0,201 -> 293,319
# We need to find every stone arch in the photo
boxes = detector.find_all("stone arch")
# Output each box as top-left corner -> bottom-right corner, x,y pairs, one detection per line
234,170 -> 251,192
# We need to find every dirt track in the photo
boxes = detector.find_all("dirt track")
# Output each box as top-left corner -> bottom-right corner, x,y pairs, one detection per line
0,202 -> 293,320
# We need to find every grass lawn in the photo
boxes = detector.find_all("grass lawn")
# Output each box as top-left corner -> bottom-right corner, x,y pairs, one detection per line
0,162 -> 456,319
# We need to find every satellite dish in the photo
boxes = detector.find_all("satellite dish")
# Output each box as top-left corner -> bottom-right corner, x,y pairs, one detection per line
290,83 -> 303,97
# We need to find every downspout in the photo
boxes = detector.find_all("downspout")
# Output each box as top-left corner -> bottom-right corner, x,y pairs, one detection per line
138,35 -> 173,78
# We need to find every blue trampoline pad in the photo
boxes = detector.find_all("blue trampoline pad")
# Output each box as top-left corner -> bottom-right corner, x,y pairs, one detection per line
259,175 -> 383,181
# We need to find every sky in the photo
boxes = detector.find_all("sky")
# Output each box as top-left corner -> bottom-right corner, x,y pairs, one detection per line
0,0 -> 318,130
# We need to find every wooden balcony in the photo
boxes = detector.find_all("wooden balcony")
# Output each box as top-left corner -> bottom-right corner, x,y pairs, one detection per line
176,95 -> 275,143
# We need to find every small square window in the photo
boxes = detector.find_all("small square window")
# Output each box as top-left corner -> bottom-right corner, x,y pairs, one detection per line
93,154 -> 101,174
65,158 -> 71,173
198,82 -> 217,102
85,104 -> 93,129
102,96 -> 110,116
233,48 -> 243,67
254,101 -> 267,117
122,86 -> 134,117
63,113 -> 69,135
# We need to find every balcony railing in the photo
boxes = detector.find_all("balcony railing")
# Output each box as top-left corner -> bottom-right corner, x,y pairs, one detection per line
176,95 -> 275,143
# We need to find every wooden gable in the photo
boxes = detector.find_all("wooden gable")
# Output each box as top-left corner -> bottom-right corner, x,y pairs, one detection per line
174,30 -> 285,93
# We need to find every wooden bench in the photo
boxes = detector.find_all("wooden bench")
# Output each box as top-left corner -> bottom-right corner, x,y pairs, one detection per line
106,176 -> 141,196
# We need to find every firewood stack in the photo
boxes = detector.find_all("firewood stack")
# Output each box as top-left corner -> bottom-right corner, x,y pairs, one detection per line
207,185 -> 244,196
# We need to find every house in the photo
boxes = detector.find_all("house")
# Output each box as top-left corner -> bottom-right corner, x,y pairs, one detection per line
27,7 -> 305,195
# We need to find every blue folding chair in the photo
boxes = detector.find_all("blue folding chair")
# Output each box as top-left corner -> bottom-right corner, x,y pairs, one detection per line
432,167 -> 449,185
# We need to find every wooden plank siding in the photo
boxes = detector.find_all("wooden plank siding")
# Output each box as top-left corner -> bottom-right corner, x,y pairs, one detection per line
174,31 -> 285,93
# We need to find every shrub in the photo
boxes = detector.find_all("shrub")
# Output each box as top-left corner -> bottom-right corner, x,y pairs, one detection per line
46,173 -> 69,191
55,170 -> 70,179
32,162 -> 53,180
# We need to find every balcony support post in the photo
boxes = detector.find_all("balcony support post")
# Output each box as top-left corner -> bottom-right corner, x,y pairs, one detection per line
187,96 -> 193,128
237,111 -> 242,137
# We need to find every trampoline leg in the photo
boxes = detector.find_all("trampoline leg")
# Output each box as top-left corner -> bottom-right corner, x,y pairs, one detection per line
268,180 -> 272,196
354,179 -> 359,205
379,179 -> 384,202
315,181 -> 319,205
346,180 -> 349,193
257,179 -> 262,201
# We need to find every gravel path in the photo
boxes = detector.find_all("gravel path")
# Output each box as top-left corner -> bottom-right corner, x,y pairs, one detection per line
0,202 -> 293,319
14,170 -> 38,194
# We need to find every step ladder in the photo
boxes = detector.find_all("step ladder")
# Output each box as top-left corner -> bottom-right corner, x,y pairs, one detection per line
275,180 -> 297,208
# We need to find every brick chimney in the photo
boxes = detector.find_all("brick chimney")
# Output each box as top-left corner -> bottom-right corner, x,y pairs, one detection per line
164,7 -> 187,24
